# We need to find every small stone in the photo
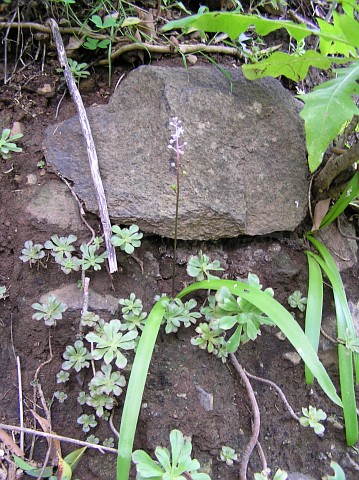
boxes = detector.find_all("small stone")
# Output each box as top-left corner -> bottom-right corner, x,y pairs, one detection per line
11,121 -> 23,136
283,351 -> 301,365
195,385 -> 213,411
26,174 -> 38,185
39,283 -> 118,314
275,331 -> 287,341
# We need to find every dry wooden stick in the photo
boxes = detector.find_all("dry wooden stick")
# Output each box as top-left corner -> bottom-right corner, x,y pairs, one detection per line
230,353 -> 262,480
0,423 -> 118,454
47,18 -> 118,273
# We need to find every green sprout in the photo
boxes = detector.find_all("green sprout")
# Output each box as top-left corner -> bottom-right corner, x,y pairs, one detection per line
57,58 -> 90,86
186,250 -> 224,281
254,469 -> 288,480
89,364 -> 126,397
85,319 -> 137,369
56,370 -> 70,384
191,322 -> 224,354
324,461 -> 347,480
77,391 -> 88,405
111,224 -> 143,254
0,285 -> 8,300
103,437 -> 115,448
77,413 -> 97,433
121,311 -> 147,332
288,290 -> 307,312
59,254 -> 81,274
86,392 -> 114,418
54,391 -> 68,403
80,243 -> 108,271
162,298 -> 201,334
44,234 -> 77,262
299,405 -> 327,435
119,293 -> 143,315
86,435 -> 100,445
32,294 -> 68,326
0,128 -> 23,160
62,340 -> 91,372
337,330 -> 359,354
19,240 -> 45,266
219,446 -> 238,466
80,311 -> 101,328
132,429 -> 211,480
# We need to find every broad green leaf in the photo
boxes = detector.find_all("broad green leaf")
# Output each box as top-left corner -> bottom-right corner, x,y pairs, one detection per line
121,17 -> 140,27
132,450 -> 164,477
161,12 -> 317,42
318,11 -> 359,56
57,457 -> 72,480
243,51 -> 346,82
298,62 -> 359,172
161,11 -> 358,49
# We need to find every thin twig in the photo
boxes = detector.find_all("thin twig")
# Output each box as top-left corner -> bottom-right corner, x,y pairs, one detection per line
109,410 -> 120,439
229,354 -> 261,480
244,370 -> 300,422
47,18 -> 117,273
0,423 -> 117,454
320,327 -> 338,345
256,440 -> 267,473
16,357 -> 24,453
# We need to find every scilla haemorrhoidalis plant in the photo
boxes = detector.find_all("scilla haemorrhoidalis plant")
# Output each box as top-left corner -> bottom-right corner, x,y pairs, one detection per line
115,119 -> 343,480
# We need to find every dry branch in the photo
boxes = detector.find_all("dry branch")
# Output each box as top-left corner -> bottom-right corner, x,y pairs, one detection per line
314,139 -> 359,193
47,18 -> 118,273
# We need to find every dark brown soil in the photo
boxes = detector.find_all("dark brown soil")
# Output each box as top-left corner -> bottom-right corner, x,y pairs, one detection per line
0,55 -> 359,480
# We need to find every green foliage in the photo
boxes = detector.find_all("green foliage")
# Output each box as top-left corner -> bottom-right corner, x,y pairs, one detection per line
315,172 -> 359,231
111,224 -> 143,254
80,243 -> 108,271
85,319 -> 137,369
19,240 -> 45,266
325,461 -> 347,480
132,429 -> 211,480
186,250 -> 224,281
0,285 -> 8,300
57,58 -> 90,86
191,322 -> 224,353
219,446 -> 238,466
288,290 -> 307,312
44,234 -> 77,262
89,363 -> 126,396
77,413 -> 97,433
119,293 -> 143,315
86,391 -> 115,417
54,390 -> 68,403
162,297 -> 201,333
306,235 -> 358,445
0,128 -> 23,160
254,469 -> 288,480
299,405 -> 327,435
86,434 -> 100,444
56,370 -> 70,383
32,294 -> 68,326
298,62 -> 359,172
62,340 -> 91,372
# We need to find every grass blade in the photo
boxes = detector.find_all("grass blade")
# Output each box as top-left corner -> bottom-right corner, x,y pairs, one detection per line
318,171 -> 359,230
116,298 -> 166,480
177,279 -> 342,407
306,237 -> 358,445
304,254 -> 324,384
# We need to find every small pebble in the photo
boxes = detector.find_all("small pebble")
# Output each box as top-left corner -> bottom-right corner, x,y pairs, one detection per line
26,174 -> 38,185
283,351 -> 301,365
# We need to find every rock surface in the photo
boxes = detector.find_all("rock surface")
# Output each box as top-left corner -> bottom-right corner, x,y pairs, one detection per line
44,65 -> 308,240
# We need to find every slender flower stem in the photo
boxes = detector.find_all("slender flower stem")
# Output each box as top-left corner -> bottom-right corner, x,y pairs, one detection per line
172,146 -> 180,299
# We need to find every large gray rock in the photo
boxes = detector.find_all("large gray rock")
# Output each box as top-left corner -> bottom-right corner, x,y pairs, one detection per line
44,66 -> 308,240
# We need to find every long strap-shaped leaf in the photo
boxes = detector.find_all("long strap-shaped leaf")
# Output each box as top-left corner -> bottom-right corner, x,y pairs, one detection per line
117,299 -> 166,480
304,254 -> 324,385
